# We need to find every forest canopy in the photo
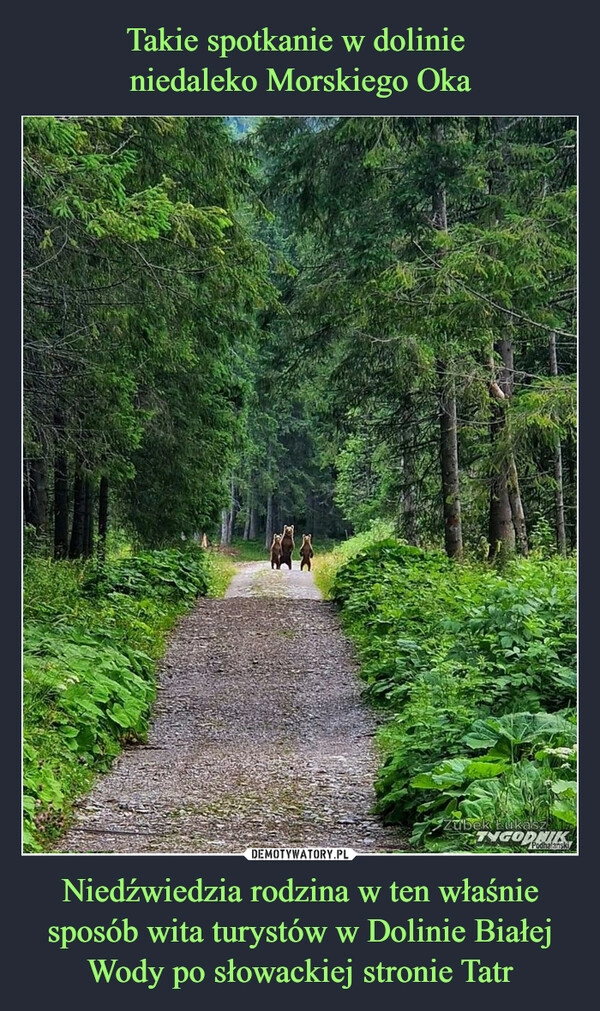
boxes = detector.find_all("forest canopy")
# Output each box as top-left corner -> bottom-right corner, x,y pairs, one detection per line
23,115 -> 576,561
22,114 -> 577,854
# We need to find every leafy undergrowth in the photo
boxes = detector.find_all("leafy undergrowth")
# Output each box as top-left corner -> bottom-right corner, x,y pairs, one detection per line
330,539 -> 577,853
23,547 -> 230,853
313,520 -> 396,598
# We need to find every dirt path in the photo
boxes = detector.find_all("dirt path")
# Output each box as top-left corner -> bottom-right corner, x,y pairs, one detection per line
53,561 -> 409,854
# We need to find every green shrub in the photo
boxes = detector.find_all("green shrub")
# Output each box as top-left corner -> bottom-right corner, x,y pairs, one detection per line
312,520 -> 396,598
329,536 -> 577,851
410,711 -> 577,850
81,548 -> 211,601
23,546 -> 218,852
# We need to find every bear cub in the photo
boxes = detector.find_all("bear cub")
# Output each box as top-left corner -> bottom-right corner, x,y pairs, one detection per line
300,534 -> 314,571
270,533 -> 283,569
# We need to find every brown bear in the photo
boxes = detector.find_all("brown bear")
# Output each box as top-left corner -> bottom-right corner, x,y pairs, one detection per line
270,533 -> 283,570
299,534 -> 314,571
280,524 -> 295,570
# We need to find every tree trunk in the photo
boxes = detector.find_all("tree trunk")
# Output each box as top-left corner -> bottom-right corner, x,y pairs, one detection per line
274,500 -> 283,539
565,429 -> 576,550
247,475 -> 259,540
53,452 -> 70,560
228,477 -> 238,542
220,476 -> 237,546
431,120 -> 462,560
488,421 -> 514,561
69,470 -> 86,559
98,476 -> 109,563
243,491 -> 252,541
549,332 -> 567,556
499,335 -> 528,556
431,121 -> 448,230
306,492 -> 317,539
553,442 -> 567,556
27,458 -> 48,535
439,372 -> 463,559
400,427 -> 419,545
83,477 -> 94,558
220,508 -> 230,546
249,503 -> 259,541
53,408 -> 69,559
487,332 -> 527,559
507,457 -> 528,557
23,472 -> 31,527
265,493 -> 273,550
488,465 -> 514,560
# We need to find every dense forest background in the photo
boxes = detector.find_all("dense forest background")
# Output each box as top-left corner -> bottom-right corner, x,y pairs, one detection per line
23,115 -> 577,852
23,115 -> 576,560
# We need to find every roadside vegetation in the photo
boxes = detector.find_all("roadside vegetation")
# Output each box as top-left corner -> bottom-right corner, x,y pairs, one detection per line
23,541 -> 232,852
317,529 -> 576,852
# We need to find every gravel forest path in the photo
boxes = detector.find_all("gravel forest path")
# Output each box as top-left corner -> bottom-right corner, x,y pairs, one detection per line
53,561 -> 409,855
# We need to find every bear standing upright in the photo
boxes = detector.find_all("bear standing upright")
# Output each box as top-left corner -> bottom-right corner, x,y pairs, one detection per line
299,534 -> 314,571
280,524 -> 295,570
270,533 -> 283,569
